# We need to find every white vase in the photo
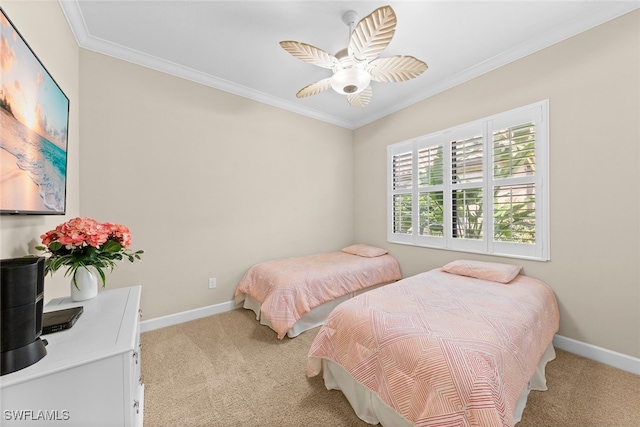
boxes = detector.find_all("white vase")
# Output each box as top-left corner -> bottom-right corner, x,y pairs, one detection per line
71,267 -> 99,302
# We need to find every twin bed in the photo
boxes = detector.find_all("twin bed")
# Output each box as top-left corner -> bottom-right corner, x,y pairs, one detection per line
234,244 -> 402,339
235,249 -> 560,426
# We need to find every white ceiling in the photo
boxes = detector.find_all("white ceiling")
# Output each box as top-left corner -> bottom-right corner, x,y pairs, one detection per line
59,1 -> 639,129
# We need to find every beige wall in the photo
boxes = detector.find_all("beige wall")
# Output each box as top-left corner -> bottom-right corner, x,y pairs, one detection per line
0,0 -> 80,301
78,50 -> 354,319
353,11 -> 640,358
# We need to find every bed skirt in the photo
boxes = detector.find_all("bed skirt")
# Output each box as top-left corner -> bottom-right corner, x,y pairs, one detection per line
241,282 -> 389,338
313,343 -> 557,426
242,293 -> 351,338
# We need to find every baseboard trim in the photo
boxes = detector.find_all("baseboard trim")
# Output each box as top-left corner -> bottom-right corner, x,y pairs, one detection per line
140,300 -> 236,333
553,334 -> 640,375
140,302 -> 640,375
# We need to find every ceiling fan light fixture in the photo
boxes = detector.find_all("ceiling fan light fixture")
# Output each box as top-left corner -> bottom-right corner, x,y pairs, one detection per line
330,68 -> 371,95
281,5 -> 427,107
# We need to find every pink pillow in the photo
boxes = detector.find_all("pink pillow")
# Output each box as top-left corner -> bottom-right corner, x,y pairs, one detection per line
441,259 -> 522,284
342,244 -> 388,258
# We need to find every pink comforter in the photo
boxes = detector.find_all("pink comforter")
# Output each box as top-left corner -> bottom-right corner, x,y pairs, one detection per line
308,269 -> 560,426
234,251 -> 402,339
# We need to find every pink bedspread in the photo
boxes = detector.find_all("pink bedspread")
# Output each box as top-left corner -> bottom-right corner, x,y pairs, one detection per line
234,251 -> 402,339
308,269 -> 560,426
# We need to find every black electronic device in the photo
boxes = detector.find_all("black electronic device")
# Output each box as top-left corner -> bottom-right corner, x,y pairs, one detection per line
0,257 -> 48,376
42,306 -> 83,334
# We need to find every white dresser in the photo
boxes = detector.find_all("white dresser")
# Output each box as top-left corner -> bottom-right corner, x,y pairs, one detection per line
0,286 -> 144,426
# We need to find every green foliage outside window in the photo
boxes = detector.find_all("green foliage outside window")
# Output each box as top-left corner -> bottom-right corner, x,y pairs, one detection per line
394,122 -> 536,244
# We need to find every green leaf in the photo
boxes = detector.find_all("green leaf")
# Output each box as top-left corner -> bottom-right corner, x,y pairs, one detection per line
101,240 -> 122,253
95,267 -> 107,287
49,241 -> 63,251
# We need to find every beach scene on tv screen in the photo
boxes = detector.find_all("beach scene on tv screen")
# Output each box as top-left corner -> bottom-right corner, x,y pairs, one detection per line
0,11 -> 69,213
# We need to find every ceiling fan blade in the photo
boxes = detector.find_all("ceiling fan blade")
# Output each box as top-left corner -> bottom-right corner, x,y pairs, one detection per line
347,86 -> 372,108
280,41 -> 340,70
296,78 -> 332,98
348,5 -> 397,63
367,56 -> 428,83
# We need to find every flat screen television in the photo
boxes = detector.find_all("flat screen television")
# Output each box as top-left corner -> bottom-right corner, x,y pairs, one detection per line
0,8 -> 69,215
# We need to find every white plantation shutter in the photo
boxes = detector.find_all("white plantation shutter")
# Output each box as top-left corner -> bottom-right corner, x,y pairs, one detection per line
492,121 -> 537,245
418,146 -> 443,186
388,100 -> 549,260
489,106 -> 546,259
447,125 -> 486,253
493,122 -> 536,179
493,184 -> 536,244
389,149 -> 414,243
392,193 -> 412,234
392,151 -> 412,190
451,135 -> 483,185
417,138 -> 445,246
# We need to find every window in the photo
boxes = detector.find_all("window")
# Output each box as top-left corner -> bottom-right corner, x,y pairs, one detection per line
388,101 -> 549,260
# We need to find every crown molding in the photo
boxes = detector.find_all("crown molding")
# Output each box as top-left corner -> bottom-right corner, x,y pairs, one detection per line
60,1 -> 639,130
58,0 -> 355,129
352,1 -> 640,129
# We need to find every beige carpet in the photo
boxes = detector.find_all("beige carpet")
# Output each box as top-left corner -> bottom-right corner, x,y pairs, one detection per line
141,308 -> 640,427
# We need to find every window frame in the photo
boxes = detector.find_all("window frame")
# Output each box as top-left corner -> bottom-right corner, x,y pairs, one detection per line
387,100 -> 549,261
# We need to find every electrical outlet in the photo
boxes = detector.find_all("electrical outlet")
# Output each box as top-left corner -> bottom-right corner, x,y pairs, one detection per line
208,277 -> 217,289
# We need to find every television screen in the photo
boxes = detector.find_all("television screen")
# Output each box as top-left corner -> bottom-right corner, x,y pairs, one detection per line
0,8 -> 69,215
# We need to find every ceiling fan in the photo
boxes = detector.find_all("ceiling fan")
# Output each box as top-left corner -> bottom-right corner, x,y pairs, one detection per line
280,5 -> 428,108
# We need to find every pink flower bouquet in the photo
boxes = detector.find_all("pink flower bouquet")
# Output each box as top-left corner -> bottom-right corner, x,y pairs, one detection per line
36,217 -> 143,287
